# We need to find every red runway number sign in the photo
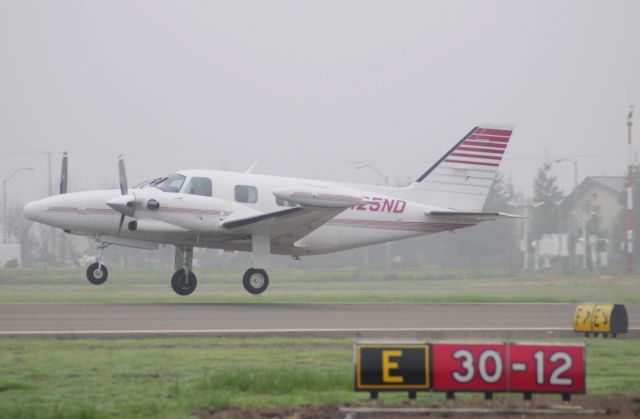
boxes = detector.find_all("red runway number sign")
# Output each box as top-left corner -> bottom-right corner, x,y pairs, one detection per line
355,342 -> 585,395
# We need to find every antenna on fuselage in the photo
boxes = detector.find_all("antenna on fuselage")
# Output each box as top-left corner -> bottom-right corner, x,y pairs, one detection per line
245,159 -> 259,174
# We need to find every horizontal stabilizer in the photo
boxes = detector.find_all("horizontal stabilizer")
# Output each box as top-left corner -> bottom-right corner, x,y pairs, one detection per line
427,210 -> 523,222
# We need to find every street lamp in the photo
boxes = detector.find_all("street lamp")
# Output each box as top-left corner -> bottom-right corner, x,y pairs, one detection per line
355,164 -> 389,186
555,159 -> 579,190
508,198 -> 544,270
3,167 -> 34,243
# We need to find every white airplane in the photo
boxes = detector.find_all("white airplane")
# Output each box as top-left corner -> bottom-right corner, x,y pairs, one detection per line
23,123 -> 519,296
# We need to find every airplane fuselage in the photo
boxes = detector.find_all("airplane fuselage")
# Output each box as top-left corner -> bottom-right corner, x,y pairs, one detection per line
24,169 -> 473,256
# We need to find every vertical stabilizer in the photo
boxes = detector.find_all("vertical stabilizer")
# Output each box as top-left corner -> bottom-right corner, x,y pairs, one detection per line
407,123 -> 515,211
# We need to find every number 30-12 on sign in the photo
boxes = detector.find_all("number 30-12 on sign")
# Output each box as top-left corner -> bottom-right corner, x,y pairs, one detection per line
509,344 -> 585,394
431,343 -> 585,394
431,343 -> 508,392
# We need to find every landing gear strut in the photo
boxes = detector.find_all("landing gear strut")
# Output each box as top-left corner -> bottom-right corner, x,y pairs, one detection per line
242,268 -> 269,294
86,243 -> 108,285
172,245 -> 196,296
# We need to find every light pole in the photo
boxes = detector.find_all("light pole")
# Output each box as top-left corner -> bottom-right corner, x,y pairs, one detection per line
3,167 -> 34,243
555,158 -> 579,190
508,198 -> 544,270
356,164 -> 389,186
626,107 -> 634,274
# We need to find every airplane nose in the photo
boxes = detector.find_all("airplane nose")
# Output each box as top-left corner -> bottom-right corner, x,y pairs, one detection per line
23,199 -> 47,222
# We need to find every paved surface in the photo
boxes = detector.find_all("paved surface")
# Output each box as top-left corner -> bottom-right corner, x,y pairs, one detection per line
1,303 -> 638,338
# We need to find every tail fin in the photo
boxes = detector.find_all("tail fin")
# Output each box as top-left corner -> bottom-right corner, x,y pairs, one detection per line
407,123 -> 515,211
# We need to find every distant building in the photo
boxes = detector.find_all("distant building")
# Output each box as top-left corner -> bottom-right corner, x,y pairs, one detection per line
557,176 -> 625,268
559,176 -> 624,236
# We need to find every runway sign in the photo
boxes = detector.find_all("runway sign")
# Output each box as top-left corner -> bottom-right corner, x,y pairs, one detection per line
355,344 -> 430,391
573,304 -> 628,337
431,343 -> 508,392
355,342 -> 585,396
509,343 -> 585,394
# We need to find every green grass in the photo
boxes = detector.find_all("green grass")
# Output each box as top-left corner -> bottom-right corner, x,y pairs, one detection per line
0,337 -> 638,418
1,267 -> 639,304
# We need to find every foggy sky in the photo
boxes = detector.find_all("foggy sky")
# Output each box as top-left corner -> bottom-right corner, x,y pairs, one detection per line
1,1 -> 639,206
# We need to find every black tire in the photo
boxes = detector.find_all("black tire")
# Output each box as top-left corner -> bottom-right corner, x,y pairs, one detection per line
171,270 -> 197,296
242,268 -> 269,295
86,263 -> 108,285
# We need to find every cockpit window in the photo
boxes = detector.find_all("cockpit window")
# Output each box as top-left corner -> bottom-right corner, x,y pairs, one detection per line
154,174 -> 186,193
184,177 -> 212,197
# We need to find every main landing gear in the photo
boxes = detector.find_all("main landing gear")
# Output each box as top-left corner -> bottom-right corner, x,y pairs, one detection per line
240,234 -> 271,295
169,245 -> 270,296
172,245 -> 197,296
242,268 -> 269,294
86,243 -> 108,285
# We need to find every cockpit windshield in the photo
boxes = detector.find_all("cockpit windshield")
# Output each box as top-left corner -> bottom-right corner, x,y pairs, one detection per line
134,174 -> 186,193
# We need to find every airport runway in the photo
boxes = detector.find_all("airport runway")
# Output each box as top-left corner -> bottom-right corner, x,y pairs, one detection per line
1,303 -> 638,338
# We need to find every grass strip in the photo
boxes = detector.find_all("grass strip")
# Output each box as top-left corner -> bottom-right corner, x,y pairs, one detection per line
0,337 -> 638,418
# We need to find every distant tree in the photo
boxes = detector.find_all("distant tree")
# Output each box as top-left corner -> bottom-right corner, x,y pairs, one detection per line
530,161 -> 563,240
484,172 -> 516,212
430,172 -> 520,269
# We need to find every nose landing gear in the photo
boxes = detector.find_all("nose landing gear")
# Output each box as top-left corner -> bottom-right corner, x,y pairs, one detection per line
86,243 -> 109,285
86,263 -> 108,285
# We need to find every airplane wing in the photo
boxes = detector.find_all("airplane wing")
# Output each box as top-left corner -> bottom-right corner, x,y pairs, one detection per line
221,186 -> 369,245
427,210 -> 523,222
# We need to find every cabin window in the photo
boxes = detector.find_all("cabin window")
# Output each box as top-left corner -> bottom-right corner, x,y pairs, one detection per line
235,185 -> 258,203
184,177 -> 213,197
276,197 -> 297,207
155,174 -> 185,193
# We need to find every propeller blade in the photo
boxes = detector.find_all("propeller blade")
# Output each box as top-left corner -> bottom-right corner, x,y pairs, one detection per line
118,154 -> 128,196
59,151 -> 68,194
118,214 -> 126,233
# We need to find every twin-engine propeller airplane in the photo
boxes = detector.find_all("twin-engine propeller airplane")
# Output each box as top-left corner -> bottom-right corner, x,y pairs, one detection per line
24,124 -> 519,296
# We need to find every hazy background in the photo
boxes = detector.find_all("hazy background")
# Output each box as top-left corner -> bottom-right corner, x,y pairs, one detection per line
1,0 -> 639,202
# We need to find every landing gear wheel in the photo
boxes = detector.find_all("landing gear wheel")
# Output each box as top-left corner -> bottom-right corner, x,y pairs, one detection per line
171,270 -> 197,296
243,268 -> 269,295
86,263 -> 108,285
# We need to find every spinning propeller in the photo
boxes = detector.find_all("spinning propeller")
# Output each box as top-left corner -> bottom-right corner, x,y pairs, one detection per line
106,155 -> 136,233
